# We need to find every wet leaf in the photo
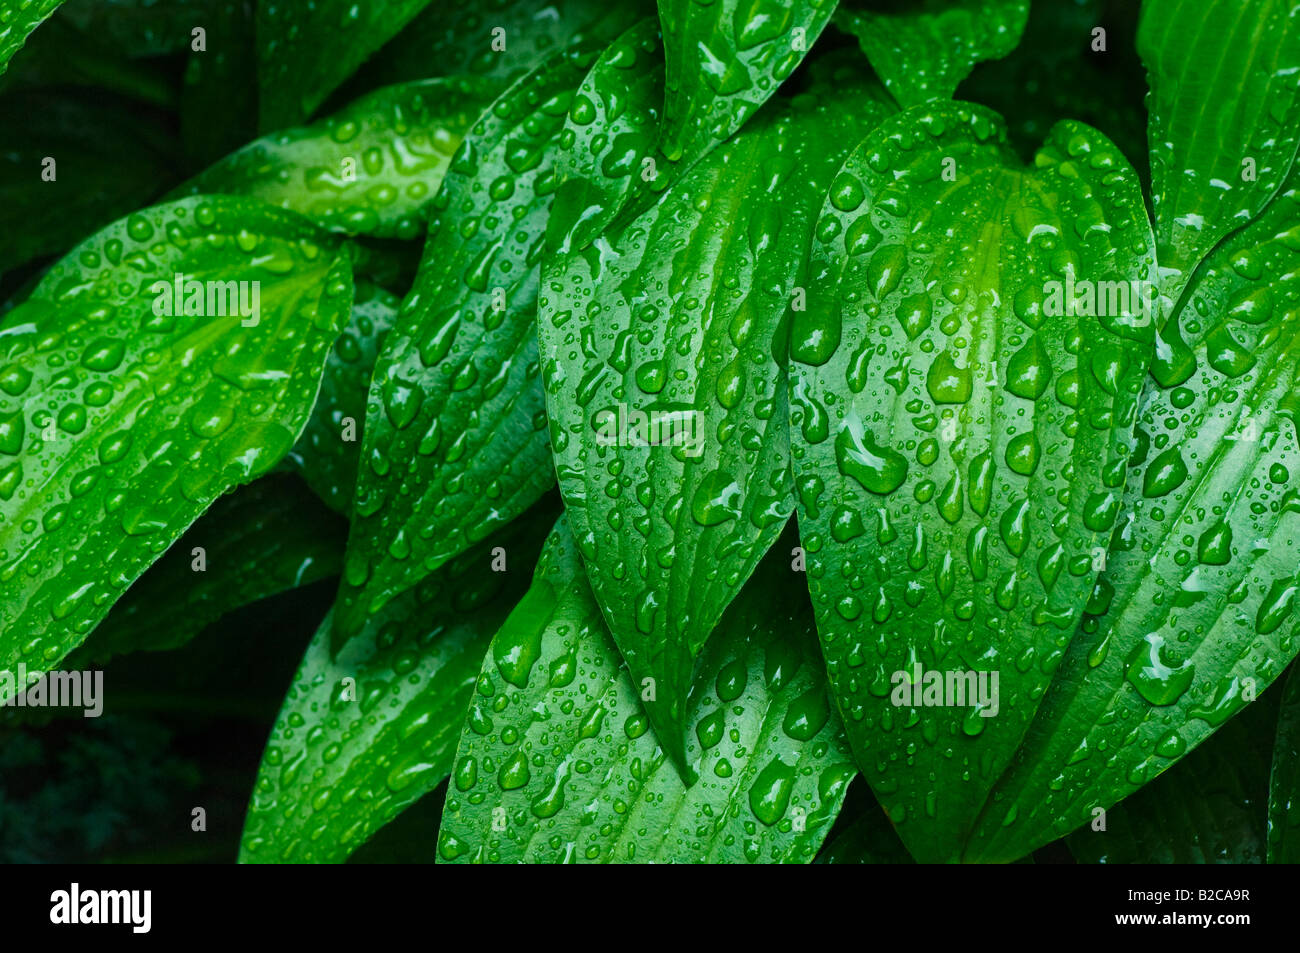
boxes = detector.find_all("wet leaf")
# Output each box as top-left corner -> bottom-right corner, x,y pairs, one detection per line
791,101 -> 1155,861
437,516 -> 855,863
0,196 -> 353,699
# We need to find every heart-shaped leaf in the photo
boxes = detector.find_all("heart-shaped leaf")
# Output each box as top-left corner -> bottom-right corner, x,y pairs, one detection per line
790,101 -> 1155,861
437,516 -> 855,863
0,196 -> 353,698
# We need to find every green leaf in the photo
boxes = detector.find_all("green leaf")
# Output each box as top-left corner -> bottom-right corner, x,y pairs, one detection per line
180,0 -> 257,168
540,83 -> 893,768
337,0 -> 651,99
835,0 -> 1029,108
285,280 -> 396,514
0,196 -> 353,699
240,502 -> 553,863
58,0 -> 213,57
816,801 -> 913,864
0,0 -> 63,76
437,516 -> 855,863
656,0 -> 837,161
1138,0 -> 1300,309
331,50 -> 601,643
177,77 -> 500,240
255,0 -> 435,131
1068,690 -> 1278,864
790,101 -> 1156,862
1269,663 -> 1300,862
0,89 -> 179,273
67,474 -> 346,667
965,163 -> 1300,863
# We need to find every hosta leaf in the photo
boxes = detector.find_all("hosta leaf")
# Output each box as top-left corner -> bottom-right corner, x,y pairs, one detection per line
180,0 -> 257,167
286,280 -> 396,514
791,101 -> 1156,862
340,0 -> 651,97
1067,689 -> 1278,864
1139,0 -> 1300,309
0,196 -> 353,699
177,78 -> 500,241
966,163 -> 1300,863
655,0 -> 837,161
0,89 -> 179,273
1270,663 -> 1300,861
438,517 -> 855,864
540,84 -> 893,768
240,503 -> 552,863
67,474 -> 345,666
332,50 -> 601,642
255,0 -> 435,131
0,0 -> 63,75
835,0 -> 1029,108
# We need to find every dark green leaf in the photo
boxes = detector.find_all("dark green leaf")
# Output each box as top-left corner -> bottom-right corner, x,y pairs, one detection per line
791,101 -> 1155,861
255,0 -> 435,131
240,502 -> 553,863
816,802 -> 913,864
835,0 -> 1029,108
67,474 -> 346,667
177,77 -> 500,240
286,280 -> 397,514
332,51 -> 601,643
0,90 -> 179,273
1269,663 -> 1300,862
180,0 -> 257,168
1068,690 -> 1278,864
438,516 -> 855,863
0,196 -> 353,699
656,0 -> 837,161
541,83 -> 893,768
966,163 -> 1300,863
59,0 -> 212,57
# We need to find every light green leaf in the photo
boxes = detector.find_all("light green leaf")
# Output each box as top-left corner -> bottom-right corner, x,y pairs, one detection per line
177,77 -> 500,240
966,163 -> 1300,863
656,0 -> 837,161
1139,0 -> 1300,311
0,89 -> 179,273
0,0 -> 63,76
790,101 -> 1156,862
68,474 -> 346,666
286,280 -> 396,514
1269,663 -> 1300,862
331,51 -> 601,643
255,0 -> 435,131
240,503 -> 553,863
540,83 -> 893,767
438,517 -> 855,864
0,196 -> 353,699
835,0 -> 1029,108
1068,690 -> 1277,864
